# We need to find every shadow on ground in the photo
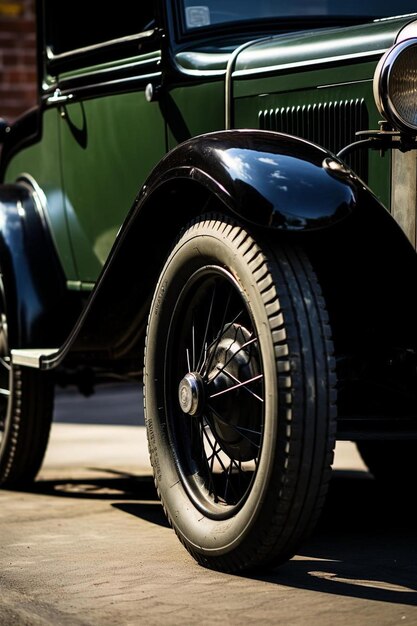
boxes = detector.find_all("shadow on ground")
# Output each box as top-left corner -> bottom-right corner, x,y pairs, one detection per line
13,467 -> 417,604
255,470 -> 417,606
28,469 -> 156,501
25,469 -> 171,528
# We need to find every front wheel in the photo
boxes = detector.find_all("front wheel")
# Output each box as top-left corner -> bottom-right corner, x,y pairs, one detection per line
144,215 -> 336,573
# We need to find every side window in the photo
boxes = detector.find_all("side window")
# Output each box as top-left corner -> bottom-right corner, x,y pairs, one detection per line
44,1 -> 155,55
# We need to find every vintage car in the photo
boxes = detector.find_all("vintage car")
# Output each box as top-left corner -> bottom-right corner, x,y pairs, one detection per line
1,0 -> 417,573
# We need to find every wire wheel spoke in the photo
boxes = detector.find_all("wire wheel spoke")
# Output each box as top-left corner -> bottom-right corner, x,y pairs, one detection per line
170,267 -> 265,517
209,371 -> 263,400
203,416 -> 247,503
207,402 -> 262,451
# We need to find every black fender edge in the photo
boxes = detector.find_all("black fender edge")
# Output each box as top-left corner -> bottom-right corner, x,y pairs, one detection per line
0,182 -> 81,349
142,129 -> 359,231
16,129 -> 417,371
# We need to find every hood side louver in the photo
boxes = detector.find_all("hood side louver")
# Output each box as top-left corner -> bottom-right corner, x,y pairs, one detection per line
259,99 -> 369,181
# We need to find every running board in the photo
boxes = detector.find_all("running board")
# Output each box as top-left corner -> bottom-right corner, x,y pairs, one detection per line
11,348 -> 60,369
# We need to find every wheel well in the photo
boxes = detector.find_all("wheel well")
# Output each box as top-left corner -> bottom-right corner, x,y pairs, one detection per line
303,204 -> 417,421
67,178 -> 236,367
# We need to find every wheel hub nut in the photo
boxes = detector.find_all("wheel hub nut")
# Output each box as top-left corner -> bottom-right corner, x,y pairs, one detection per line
178,372 -> 203,415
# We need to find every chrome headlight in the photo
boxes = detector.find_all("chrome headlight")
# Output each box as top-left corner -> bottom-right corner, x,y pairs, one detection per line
373,38 -> 417,133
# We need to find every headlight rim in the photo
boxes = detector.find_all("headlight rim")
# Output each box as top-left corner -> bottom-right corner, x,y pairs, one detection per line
373,37 -> 417,134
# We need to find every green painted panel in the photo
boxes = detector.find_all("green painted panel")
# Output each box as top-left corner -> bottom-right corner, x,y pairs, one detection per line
60,91 -> 166,282
234,61 -> 377,99
166,81 -> 225,150
3,109 -> 77,278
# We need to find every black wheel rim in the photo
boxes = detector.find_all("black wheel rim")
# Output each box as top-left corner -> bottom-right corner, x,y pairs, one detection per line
0,276 -> 11,444
166,266 -> 265,520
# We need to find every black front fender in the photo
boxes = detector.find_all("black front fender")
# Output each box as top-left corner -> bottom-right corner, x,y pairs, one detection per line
31,128 -> 417,371
141,129 -> 359,231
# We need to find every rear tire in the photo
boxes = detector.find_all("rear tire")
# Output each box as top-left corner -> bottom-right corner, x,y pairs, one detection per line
144,215 -> 337,573
0,273 -> 54,487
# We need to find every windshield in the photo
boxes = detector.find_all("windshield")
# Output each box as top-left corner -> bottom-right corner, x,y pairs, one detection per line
180,0 -> 417,31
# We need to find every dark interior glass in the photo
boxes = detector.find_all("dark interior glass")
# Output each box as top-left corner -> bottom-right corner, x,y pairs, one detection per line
44,1 -> 155,55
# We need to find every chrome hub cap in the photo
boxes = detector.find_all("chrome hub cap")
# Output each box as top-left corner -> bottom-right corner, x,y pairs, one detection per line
178,372 -> 204,416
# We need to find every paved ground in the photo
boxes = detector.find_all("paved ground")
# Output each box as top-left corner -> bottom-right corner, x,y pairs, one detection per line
1,383 -> 417,625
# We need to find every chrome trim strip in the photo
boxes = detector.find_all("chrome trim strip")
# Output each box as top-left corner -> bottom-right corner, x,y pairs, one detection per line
46,30 -> 155,64
175,67 -> 227,78
42,52 -> 162,101
225,39 -> 261,129
71,71 -> 161,94
232,48 -> 387,78
44,72 -> 162,102
51,54 -> 161,85
225,36 -> 275,129
375,12 -> 417,23
318,78 -> 372,89
175,46 -> 387,82
58,55 -> 162,84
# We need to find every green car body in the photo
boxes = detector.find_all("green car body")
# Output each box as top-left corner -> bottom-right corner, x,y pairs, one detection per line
4,9 -> 414,283
1,1 -> 417,573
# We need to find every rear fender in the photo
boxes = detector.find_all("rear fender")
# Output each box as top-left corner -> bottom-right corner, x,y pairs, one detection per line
0,182 -> 79,349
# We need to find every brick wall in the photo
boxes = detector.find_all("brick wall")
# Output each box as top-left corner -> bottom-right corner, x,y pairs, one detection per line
0,0 -> 37,123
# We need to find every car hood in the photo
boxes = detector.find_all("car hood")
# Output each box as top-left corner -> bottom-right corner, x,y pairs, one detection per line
176,14 -> 417,74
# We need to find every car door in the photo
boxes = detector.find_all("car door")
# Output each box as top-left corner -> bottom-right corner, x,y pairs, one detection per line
44,1 -> 167,286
